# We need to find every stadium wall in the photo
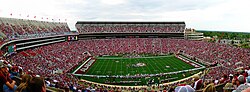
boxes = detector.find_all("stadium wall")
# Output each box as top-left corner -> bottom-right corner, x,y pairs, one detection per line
0,35 -> 70,55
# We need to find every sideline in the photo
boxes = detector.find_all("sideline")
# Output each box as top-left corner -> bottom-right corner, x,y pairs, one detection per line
78,72 -> 202,88
97,55 -> 174,59
72,58 -> 92,74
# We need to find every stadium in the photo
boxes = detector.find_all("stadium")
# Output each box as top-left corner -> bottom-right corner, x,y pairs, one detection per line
0,17 -> 249,92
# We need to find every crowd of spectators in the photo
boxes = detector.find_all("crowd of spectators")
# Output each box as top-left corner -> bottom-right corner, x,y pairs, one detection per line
0,60 -> 48,92
0,37 -> 249,91
66,38 -> 249,70
76,23 -> 185,34
0,17 -> 71,42
7,42 -> 89,89
2,17 -> 250,91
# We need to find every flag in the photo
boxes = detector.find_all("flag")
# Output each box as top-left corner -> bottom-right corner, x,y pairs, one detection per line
41,17 -> 43,19
34,16 -> 36,18
27,15 -> 29,17
46,18 -> 48,20
10,13 -> 12,16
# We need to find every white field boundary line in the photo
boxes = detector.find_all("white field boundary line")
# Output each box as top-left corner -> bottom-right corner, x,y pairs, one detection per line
74,55 -> 206,77
73,66 -> 205,77
72,58 -> 92,74
78,72 -> 203,88
97,55 -> 174,59
177,55 -> 205,68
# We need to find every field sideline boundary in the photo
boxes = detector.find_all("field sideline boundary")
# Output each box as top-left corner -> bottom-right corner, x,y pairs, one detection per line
72,58 -> 92,74
97,55 -> 174,59
73,66 -> 205,77
78,72 -> 203,88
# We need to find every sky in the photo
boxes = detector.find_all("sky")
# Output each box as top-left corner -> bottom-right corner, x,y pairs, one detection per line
0,0 -> 250,32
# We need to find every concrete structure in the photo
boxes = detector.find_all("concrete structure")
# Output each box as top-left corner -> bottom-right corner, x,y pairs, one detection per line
184,28 -> 204,40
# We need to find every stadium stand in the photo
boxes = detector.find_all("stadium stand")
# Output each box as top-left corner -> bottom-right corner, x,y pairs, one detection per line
1,18 -> 250,91
1,37 -> 249,91
0,17 -> 70,41
76,21 -> 185,34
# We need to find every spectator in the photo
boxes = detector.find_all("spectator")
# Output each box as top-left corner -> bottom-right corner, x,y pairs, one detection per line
0,62 -> 17,92
246,76 -> 250,84
234,84 -> 249,92
219,74 -> 228,83
203,83 -> 216,92
238,75 -> 246,85
174,85 -> 195,92
26,77 -> 46,92
192,75 -> 203,90
229,74 -> 234,82
242,87 -> 250,92
224,83 -> 234,92
16,74 -> 31,92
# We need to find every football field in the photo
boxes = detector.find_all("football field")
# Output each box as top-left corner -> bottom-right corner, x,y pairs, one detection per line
85,55 -> 195,75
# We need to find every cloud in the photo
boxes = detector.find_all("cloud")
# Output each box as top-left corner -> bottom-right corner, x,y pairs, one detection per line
101,0 -> 126,5
0,0 -> 249,32
186,0 -> 250,32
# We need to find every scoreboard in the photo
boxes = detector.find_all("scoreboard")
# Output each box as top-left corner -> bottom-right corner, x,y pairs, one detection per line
67,35 -> 78,41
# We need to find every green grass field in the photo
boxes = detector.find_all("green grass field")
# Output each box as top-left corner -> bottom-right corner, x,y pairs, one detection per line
77,55 -> 203,86
85,55 -> 195,76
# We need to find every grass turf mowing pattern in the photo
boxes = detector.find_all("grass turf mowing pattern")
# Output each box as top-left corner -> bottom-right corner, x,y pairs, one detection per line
85,55 -> 195,75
